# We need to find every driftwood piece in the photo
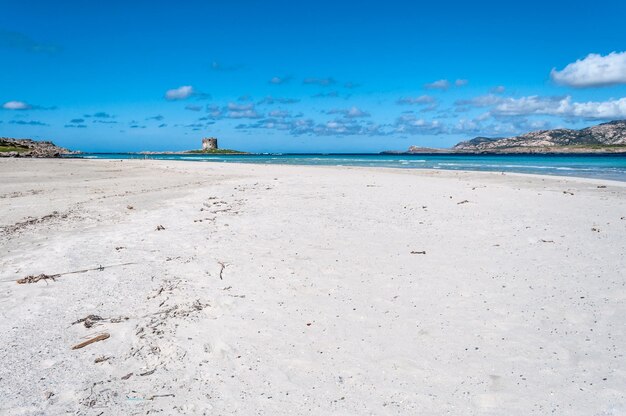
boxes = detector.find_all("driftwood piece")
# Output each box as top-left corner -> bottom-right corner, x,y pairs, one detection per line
72,333 -> 110,350
410,250 -> 426,255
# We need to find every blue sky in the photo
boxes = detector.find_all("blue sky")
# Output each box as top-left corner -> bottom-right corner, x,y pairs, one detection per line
2,0 -> 626,152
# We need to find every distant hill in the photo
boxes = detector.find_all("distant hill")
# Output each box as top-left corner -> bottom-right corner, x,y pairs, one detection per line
453,120 -> 626,153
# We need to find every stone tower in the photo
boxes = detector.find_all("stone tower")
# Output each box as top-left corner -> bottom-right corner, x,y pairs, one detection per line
202,137 -> 218,151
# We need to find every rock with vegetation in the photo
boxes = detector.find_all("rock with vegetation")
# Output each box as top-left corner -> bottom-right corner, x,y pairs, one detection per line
453,120 -> 626,153
0,137 -> 69,158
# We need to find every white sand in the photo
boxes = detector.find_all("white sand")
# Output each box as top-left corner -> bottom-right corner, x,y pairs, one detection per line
1,158 -> 625,415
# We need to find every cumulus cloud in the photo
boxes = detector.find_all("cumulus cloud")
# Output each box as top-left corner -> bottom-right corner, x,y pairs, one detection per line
269,76 -> 292,85
394,114 -> 447,135
257,96 -> 300,105
455,94 -> 504,108
237,117 -> 385,136
396,95 -> 436,105
205,103 -> 263,120
303,77 -> 336,86
2,100 -> 53,111
268,110 -> 292,118
10,120 -> 48,126
165,85 -> 195,100
551,51 -> 626,88
455,79 -> 469,87
455,93 -> 626,119
457,94 -> 626,120
312,91 -> 339,98
424,79 -> 450,90
84,112 -> 114,118
3,100 -> 32,110
325,106 -> 370,118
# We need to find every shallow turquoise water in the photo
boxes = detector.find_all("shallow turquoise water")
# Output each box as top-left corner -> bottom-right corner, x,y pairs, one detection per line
67,153 -> 626,182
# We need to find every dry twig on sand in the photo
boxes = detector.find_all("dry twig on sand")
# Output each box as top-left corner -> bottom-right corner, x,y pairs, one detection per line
217,261 -> 228,280
14,262 -> 136,284
16,274 -> 60,284
72,333 -> 110,350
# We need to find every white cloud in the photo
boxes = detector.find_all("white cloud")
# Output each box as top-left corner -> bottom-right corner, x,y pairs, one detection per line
397,95 -> 435,105
455,79 -> 469,87
165,85 -> 194,100
424,79 -> 450,90
2,100 -> 32,110
325,106 -> 370,118
394,114 -> 447,134
269,76 -> 291,85
551,51 -> 626,88
492,95 -> 626,119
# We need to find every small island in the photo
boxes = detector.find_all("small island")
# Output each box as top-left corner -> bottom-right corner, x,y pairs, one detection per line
185,137 -> 246,154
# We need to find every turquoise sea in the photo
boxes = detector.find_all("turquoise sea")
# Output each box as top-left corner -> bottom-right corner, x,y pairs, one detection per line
67,153 -> 626,182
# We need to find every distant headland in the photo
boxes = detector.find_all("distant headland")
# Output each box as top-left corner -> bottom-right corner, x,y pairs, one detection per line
384,120 -> 626,154
0,137 -> 68,158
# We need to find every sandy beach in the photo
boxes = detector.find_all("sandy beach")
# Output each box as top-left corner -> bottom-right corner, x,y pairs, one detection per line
1,158 -> 625,415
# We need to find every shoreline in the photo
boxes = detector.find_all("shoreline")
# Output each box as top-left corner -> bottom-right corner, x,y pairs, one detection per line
43,156 -> 626,185
61,154 -> 626,183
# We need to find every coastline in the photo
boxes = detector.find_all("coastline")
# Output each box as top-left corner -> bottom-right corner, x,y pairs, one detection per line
1,158 -> 625,415
63,153 -> 626,182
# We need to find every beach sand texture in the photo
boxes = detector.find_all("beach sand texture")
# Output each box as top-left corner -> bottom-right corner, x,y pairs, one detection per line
1,158 -> 625,415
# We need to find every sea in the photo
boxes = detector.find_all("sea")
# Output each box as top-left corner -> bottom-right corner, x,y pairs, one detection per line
66,153 -> 626,182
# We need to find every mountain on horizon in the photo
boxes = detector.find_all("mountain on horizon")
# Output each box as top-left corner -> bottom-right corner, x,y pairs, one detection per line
452,120 -> 626,153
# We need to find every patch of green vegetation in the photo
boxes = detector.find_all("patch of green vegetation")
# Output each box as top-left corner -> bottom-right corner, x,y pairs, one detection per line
0,145 -> 29,153
186,148 -> 246,154
566,144 -> 626,149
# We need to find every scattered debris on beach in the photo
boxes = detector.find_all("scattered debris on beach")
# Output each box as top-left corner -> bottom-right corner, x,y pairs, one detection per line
410,250 -> 426,254
218,261 -> 228,280
72,314 -> 104,328
16,263 -> 136,284
156,225 -> 165,231
72,333 -> 110,350
16,273 -> 60,284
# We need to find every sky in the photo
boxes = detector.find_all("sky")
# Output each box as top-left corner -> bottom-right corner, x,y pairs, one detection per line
2,0 -> 626,153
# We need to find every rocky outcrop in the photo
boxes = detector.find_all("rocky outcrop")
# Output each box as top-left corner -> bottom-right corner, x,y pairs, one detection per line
453,120 -> 626,153
0,137 -> 69,158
